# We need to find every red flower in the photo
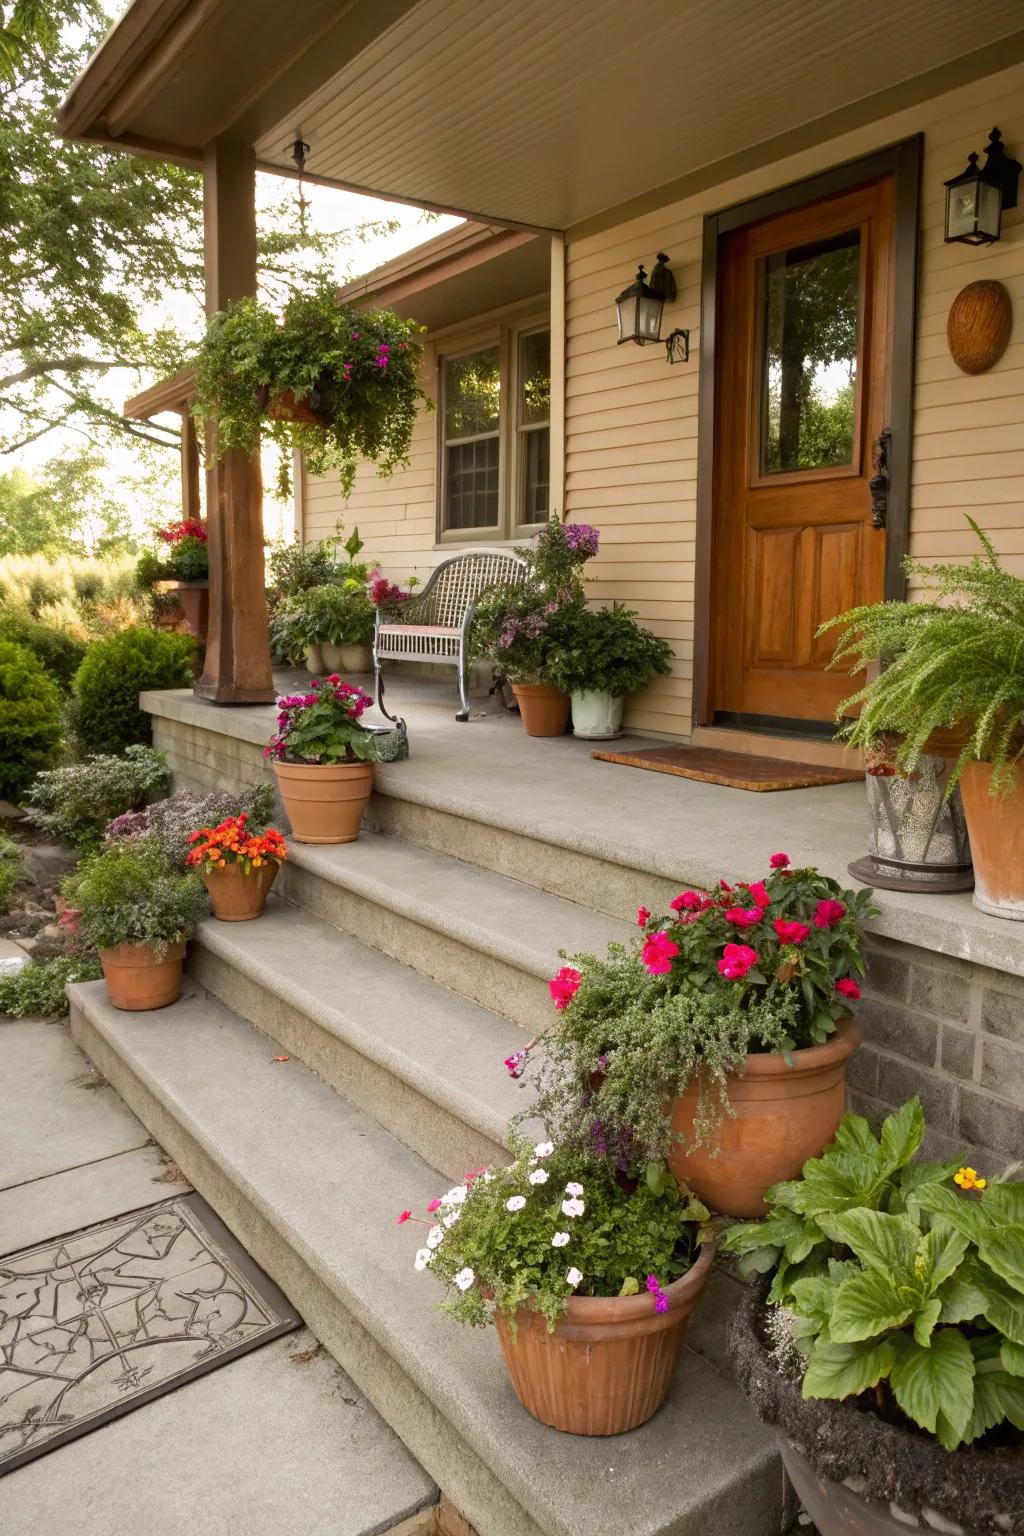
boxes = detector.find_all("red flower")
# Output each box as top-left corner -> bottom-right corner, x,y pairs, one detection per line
814,899 -> 846,929
718,943 -> 758,980
637,905 -> 651,926
641,931 -> 680,976
773,918 -> 811,945
769,852 -> 790,869
725,906 -> 761,928
549,966 -> 582,1010
427,1199 -> 442,1213
396,1210 -> 412,1225
670,890 -> 707,913
746,880 -> 771,909
835,978 -> 862,1000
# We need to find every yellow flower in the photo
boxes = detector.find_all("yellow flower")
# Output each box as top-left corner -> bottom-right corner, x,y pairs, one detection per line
953,1166 -> 986,1191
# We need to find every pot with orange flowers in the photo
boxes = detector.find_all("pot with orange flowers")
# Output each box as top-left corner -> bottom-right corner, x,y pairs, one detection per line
512,857 -> 878,1218
186,813 -> 288,922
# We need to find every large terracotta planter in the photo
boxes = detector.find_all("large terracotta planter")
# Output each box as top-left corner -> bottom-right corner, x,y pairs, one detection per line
779,1440 -> 992,1536
669,1017 -> 861,1217
494,1238 -> 715,1436
273,759 -> 374,844
959,760 -> 1024,920
511,682 -> 570,738
98,941 -> 186,1011
201,860 -> 279,921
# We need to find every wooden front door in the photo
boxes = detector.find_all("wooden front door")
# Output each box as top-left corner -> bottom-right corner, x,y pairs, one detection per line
710,178 -> 894,728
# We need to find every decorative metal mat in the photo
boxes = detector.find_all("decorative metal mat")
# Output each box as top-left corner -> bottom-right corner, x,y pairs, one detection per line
0,1194 -> 300,1475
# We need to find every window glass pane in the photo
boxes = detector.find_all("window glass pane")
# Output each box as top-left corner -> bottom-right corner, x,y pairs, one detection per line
761,229 -> 859,474
518,329 -> 550,426
520,427 -> 549,524
444,347 -> 500,439
445,437 -> 499,529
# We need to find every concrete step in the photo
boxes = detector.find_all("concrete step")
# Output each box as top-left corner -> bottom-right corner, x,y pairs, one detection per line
189,899 -> 531,1179
68,979 -> 786,1536
277,832 -> 634,1031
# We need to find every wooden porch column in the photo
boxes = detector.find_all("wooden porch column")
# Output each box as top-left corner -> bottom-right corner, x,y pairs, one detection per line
179,410 -> 200,523
195,138 -> 274,704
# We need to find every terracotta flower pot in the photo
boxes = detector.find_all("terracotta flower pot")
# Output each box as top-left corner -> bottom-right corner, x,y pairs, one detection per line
959,760 -> 1024,920
669,1017 -> 861,1217
272,759 -> 374,844
493,1238 -> 715,1436
201,859 -> 279,921
98,941 -> 186,1011
177,581 -> 209,643
511,682 -> 570,737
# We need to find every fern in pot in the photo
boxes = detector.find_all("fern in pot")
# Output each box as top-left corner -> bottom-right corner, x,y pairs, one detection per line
548,603 -> 673,740
821,520 -> 1024,918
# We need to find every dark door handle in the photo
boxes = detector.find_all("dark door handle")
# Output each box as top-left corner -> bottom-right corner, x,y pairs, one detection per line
869,427 -> 891,529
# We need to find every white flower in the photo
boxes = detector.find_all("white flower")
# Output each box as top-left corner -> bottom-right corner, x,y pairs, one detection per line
561,1197 -> 585,1219
443,1185 -> 467,1205
442,1210 -> 461,1228
566,1267 -> 583,1288
534,1140 -> 554,1158
528,1168 -> 549,1185
414,1248 -> 432,1271
551,1231 -> 570,1248
564,1181 -> 584,1197
454,1267 -> 475,1292
506,1195 -> 527,1212
426,1224 -> 443,1249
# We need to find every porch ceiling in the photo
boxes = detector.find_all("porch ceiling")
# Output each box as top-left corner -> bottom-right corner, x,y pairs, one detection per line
63,0 -> 1024,230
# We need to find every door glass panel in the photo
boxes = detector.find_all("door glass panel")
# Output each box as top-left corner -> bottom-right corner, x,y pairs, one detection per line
761,228 -> 860,474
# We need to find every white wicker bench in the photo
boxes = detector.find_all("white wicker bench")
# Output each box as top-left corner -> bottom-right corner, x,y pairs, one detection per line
373,547 -> 528,722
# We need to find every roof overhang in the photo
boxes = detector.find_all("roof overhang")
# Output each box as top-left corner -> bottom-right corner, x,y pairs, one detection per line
123,366 -> 196,419
62,0 -> 1024,233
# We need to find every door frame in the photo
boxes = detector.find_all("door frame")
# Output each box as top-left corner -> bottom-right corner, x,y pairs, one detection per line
692,135 -> 922,728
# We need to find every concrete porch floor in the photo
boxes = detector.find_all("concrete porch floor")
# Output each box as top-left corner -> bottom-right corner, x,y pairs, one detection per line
143,670 -> 1024,979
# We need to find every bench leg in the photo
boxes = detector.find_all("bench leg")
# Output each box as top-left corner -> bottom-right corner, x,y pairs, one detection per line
374,653 -> 399,724
456,640 -> 470,722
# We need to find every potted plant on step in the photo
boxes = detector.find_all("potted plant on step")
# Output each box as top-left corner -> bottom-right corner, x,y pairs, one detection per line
513,856 -> 876,1217
400,1138 -> 714,1435
820,519 -> 1024,917
136,519 -> 210,643
264,675 -> 380,844
548,603 -> 673,740
724,1097 -> 1024,1536
61,836 -> 207,1010
186,813 -> 288,921
468,518 -> 598,737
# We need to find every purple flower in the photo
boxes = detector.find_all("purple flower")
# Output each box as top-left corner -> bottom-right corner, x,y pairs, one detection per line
645,1274 -> 661,1294
503,1050 -> 527,1080
654,1293 -> 669,1314
564,523 -> 600,559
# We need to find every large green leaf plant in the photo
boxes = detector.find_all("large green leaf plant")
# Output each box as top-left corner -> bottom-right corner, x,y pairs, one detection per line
723,1098 -> 1024,1451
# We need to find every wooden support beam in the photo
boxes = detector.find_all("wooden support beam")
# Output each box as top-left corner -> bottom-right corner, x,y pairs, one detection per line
195,138 -> 275,704
180,409 -> 201,524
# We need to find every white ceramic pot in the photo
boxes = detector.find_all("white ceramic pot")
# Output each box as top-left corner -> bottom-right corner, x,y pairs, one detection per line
340,643 -> 373,674
571,690 -> 625,740
304,643 -> 324,675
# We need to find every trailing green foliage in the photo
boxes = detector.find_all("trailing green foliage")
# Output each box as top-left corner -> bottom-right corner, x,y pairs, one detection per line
821,519 -> 1024,791
723,1098 -> 1024,1452
0,638 -> 62,800
0,606 -> 86,689
0,952 -> 103,1017
0,829 -> 21,912
68,626 -> 195,754
27,744 -> 170,853
270,583 -> 375,663
62,836 -> 208,957
547,603 -> 673,696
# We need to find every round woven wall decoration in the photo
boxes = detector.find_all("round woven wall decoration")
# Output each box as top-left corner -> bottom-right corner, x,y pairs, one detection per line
947,279 -> 1012,374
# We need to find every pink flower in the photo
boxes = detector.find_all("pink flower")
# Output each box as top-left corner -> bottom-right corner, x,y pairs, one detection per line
641,932 -> 679,976
835,978 -> 862,1000
815,899 -> 846,929
746,881 -> 771,910
773,918 -> 810,945
637,906 -> 651,926
717,943 -> 758,981
769,853 -> 790,869
550,966 -> 582,1010
396,1210 -> 412,1225
504,1049 -> 527,1079
670,890 -> 706,913
725,907 -> 761,928
427,1199 -> 442,1213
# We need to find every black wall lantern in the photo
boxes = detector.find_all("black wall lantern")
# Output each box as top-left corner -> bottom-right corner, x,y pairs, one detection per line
615,253 -> 689,362
944,127 -> 1021,246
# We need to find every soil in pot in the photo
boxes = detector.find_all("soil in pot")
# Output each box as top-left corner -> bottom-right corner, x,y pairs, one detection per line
958,761 -> 1024,920
669,1017 -> 861,1217
99,941 -> 186,1010
272,759 -> 374,844
201,860 -> 278,921
571,690 -> 625,740
494,1238 -> 715,1435
511,682 -> 570,738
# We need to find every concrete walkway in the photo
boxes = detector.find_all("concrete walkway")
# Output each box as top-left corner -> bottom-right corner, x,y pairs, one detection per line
0,1016 -> 437,1536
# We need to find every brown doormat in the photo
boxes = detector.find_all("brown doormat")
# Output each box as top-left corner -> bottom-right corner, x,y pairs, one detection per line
591,744 -> 863,792
0,1193 -> 301,1475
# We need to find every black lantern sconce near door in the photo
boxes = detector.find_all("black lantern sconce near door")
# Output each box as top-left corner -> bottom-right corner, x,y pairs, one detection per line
615,253 -> 689,362
944,128 -> 1021,245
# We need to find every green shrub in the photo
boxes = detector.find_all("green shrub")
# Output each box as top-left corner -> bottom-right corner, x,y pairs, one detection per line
0,639 -> 63,801
0,953 -> 104,1018
270,582 -> 374,663
63,836 -> 208,956
27,744 -> 170,853
0,831 -> 21,912
547,604 -> 673,697
165,535 -> 208,582
0,607 -> 87,690
68,626 -> 196,754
